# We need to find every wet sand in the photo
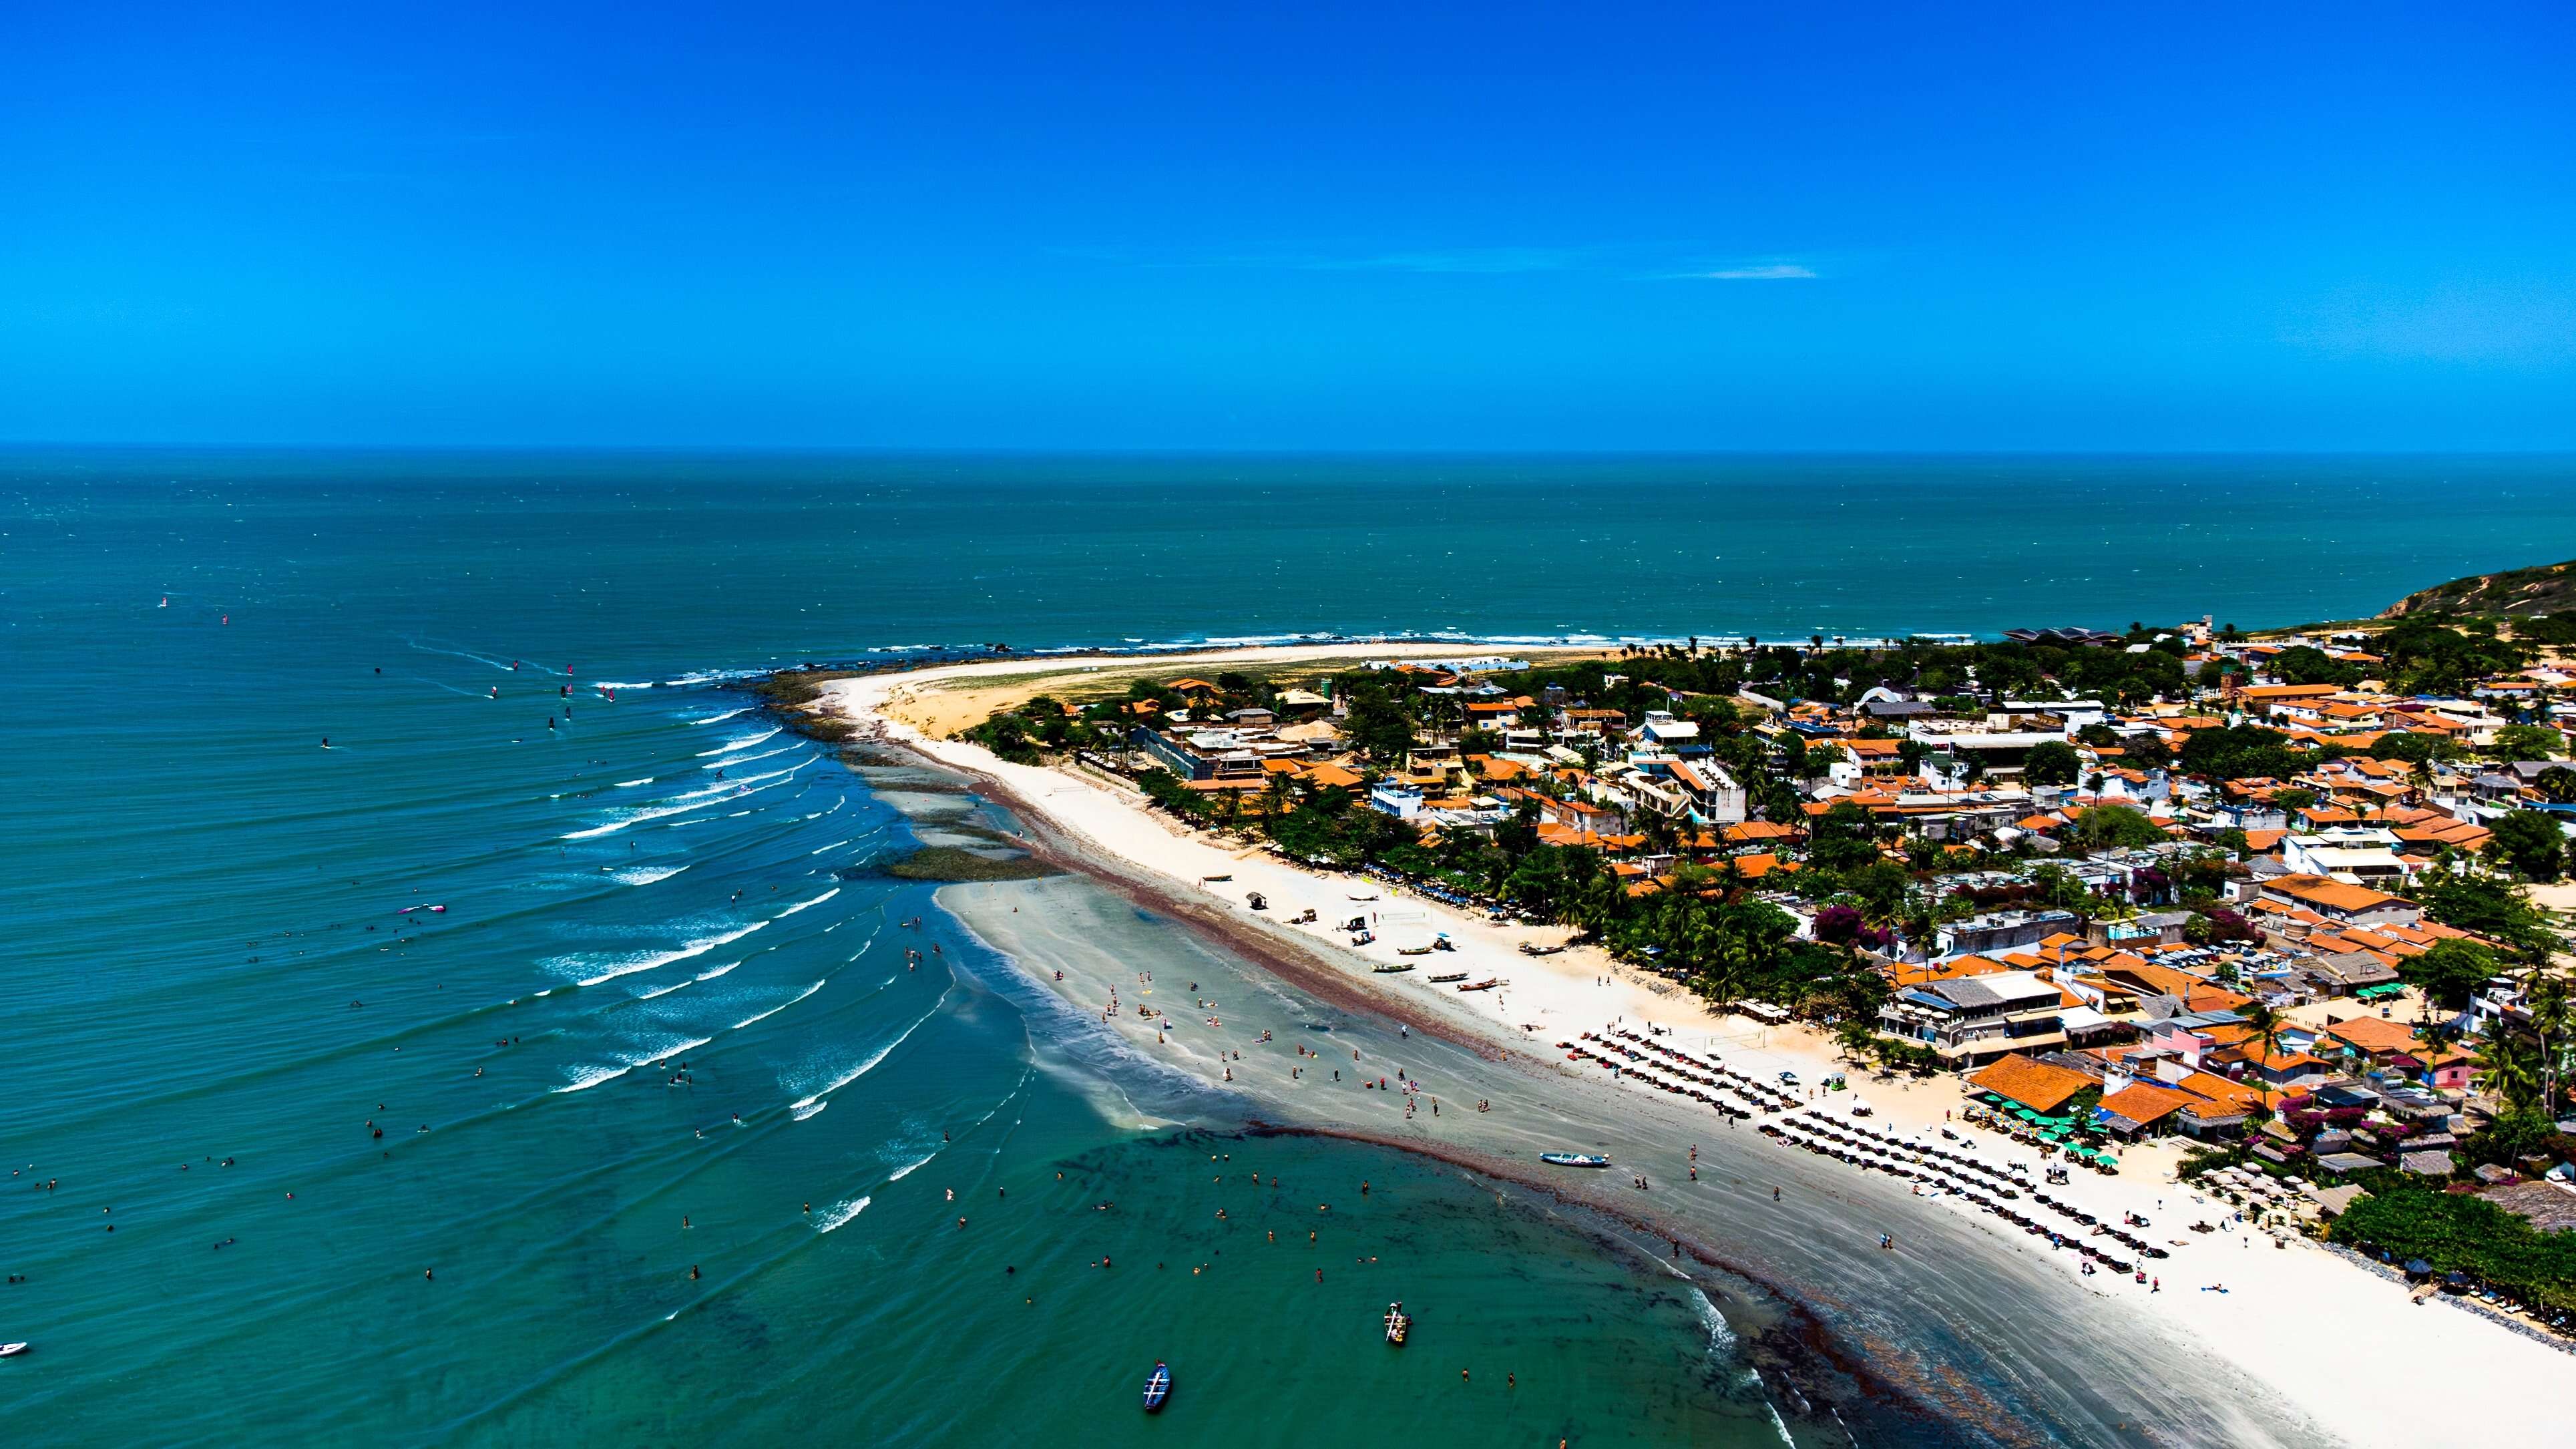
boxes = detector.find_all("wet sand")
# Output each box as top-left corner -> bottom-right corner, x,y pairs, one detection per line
816,653 -> 2576,1448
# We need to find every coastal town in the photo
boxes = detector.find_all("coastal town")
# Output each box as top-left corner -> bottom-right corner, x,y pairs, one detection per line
923,607 -> 2576,1343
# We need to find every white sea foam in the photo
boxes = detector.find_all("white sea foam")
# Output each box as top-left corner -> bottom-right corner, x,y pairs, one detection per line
612,863 -> 688,885
775,887 -> 839,917
698,727 -> 779,757
554,1062 -> 634,1094
886,1151 -> 936,1182
787,989 -> 948,1118
551,1033 -> 706,1094
616,777 -> 655,788
693,960 -> 740,982
566,920 -> 768,986
734,980 -> 823,1030
810,838 -> 853,855
688,706 -> 752,725
814,1195 -> 871,1232
559,1031 -> 710,1088
672,761 -> 803,801
704,741 -> 795,769
559,761 -> 809,838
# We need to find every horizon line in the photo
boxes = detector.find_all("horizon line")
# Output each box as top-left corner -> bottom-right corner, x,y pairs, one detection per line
5,440 -> 2575,460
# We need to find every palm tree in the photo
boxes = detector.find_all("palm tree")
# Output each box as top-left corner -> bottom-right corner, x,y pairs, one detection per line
2471,1029 -> 2542,1116
2237,998 -> 2287,1110
2528,969 -> 2571,1116
1259,771 -> 1291,838
1711,855 -> 1750,901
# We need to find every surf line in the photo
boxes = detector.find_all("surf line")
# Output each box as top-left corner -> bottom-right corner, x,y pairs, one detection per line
787,986 -> 950,1120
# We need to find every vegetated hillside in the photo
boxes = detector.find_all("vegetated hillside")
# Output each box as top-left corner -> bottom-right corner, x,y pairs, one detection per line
2381,560 -> 2576,620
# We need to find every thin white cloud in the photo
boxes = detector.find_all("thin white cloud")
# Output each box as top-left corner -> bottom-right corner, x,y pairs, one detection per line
1301,248 -> 1574,274
1682,264 -> 1818,280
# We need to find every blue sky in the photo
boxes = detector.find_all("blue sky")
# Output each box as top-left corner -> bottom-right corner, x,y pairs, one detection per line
5,2 -> 2573,449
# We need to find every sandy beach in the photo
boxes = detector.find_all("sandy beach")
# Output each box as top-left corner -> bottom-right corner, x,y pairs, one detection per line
820,646 -> 2574,1448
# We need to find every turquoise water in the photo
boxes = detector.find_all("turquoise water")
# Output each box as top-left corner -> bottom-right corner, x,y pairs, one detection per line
3,449 -> 2567,1444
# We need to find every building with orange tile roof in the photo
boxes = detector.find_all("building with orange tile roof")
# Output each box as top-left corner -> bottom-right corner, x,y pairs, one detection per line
1966,1053 -> 2095,1113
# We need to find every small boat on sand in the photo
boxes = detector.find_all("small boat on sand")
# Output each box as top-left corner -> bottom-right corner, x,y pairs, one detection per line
1454,978 -> 1500,992
1383,1301 -> 1411,1345
1540,1152 -> 1613,1169
1142,1361 -> 1171,1412
1428,972 -> 1468,984
1372,962 -> 1416,974
1397,945 -> 1433,956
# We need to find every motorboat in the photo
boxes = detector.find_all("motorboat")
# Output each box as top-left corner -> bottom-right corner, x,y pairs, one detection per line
1539,1152 -> 1612,1168
0,1342 -> 26,1358
1141,1361 -> 1171,1412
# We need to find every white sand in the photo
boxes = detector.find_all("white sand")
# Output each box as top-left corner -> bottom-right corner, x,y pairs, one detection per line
823,648 -> 2575,1446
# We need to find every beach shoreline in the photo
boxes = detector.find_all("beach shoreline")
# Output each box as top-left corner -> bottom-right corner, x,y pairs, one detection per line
814,646 -> 2575,1449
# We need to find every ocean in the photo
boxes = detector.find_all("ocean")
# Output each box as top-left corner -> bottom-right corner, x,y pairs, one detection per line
3,447 -> 2569,1446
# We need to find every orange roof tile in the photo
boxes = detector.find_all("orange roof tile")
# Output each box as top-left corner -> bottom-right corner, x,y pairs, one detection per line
1968,1054 -> 2095,1113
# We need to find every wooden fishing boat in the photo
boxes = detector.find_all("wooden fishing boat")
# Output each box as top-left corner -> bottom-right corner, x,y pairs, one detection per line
1141,1361 -> 1171,1412
1454,978 -> 1500,992
1383,1302 -> 1411,1346
1428,972 -> 1468,983
1539,1152 -> 1613,1168
1371,962 -> 1416,974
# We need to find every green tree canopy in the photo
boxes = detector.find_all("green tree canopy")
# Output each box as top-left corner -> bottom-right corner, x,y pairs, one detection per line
2484,810 -> 2568,882
2022,740 -> 2080,786
2075,804 -> 2169,851
2400,937 -> 2502,1010
2179,724 -> 2319,781
2489,724 -> 2564,763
